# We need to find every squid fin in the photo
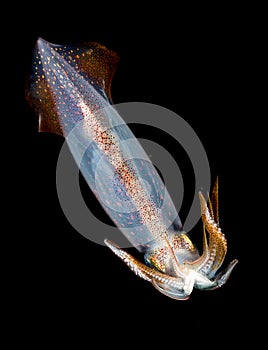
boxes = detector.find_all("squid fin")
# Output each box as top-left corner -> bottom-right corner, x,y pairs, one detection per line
25,38 -> 119,136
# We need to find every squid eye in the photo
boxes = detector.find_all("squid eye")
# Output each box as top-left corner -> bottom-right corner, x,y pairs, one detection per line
145,249 -> 168,274
145,256 -> 166,273
171,233 -> 199,263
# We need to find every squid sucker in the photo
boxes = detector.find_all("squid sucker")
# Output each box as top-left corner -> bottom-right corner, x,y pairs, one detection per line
26,38 -> 238,300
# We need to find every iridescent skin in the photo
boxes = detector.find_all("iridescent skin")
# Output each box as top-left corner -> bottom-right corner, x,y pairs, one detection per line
26,38 -> 238,300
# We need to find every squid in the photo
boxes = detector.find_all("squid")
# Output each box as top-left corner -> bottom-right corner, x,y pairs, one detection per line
26,38 -> 238,300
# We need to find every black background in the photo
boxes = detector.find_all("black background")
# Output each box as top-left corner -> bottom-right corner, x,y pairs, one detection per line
8,3 -> 259,347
